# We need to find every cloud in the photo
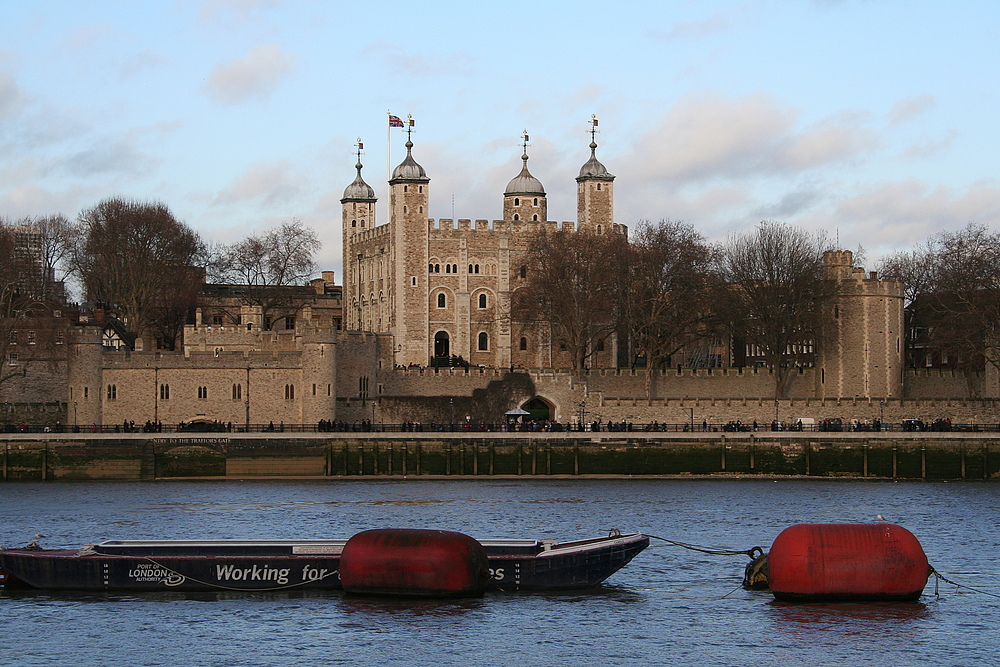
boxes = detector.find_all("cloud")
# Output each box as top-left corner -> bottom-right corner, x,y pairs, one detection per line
832,179 -> 1000,249
665,12 -> 735,40
889,94 -> 935,125
57,137 -> 159,178
361,41 -> 476,77
900,130 -> 957,160
213,160 -> 303,208
203,44 -> 297,104
199,0 -> 282,23
752,188 -> 825,219
0,70 -> 25,120
625,93 -> 877,186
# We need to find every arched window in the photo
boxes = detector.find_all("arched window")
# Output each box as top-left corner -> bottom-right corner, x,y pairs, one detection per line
403,205 -> 408,213
468,264 -> 473,274
434,264 -> 440,273
478,294 -> 487,308
519,337 -> 527,351
429,263 -> 434,273
532,214 -> 538,221
285,384 -> 295,400
514,198 -> 520,206
513,214 -> 519,221
403,185 -> 408,192
445,264 -> 451,274
474,264 -> 480,273
596,225 -> 603,234
198,386 -> 208,399
597,183 -> 602,191
452,264 -> 458,273
106,384 -> 117,401
159,384 -> 170,400
232,384 -> 242,400
533,198 -> 538,205
352,220 -> 357,227
437,293 -> 446,308
478,332 -> 489,351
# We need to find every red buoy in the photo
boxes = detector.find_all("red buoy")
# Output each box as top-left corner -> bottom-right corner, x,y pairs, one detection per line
767,523 -> 930,602
339,528 -> 489,598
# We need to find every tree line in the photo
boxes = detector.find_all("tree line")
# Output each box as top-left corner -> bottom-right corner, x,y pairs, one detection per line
514,219 -> 848,398
0,197 -> 320,351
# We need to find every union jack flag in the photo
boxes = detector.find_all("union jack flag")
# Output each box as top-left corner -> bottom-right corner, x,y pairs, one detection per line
388,115 -> 404,127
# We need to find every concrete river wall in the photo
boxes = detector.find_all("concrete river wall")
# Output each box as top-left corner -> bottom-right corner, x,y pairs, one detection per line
1,433 -> 998,482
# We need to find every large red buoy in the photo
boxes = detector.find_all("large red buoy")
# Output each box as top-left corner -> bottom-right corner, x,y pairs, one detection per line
767,523 -> 930,602
339,528 -> 489,598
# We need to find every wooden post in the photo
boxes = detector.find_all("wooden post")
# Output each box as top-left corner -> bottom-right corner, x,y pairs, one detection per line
473,442 -> 479,476
446,444 -> 452,476
863,444 -> 868,477
921,446 -> 927,480
892,446 -> 898,479
546,443 -> 552,475
358,444 -> 364,476
720,444 -> 726,471
749,443 -> 755,471
402,445 -> 408,476
961,444 -> 966,480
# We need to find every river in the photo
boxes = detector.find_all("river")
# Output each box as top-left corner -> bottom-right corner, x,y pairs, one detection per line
1,479 -> 997,666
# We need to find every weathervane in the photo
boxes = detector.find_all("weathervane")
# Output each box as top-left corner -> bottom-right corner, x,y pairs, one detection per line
521,129 -> 530,155
355,137 -> 364,162
406,113 -> 415,142
589,114 -> 600,144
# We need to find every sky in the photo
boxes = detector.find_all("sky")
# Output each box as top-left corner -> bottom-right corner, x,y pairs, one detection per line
1,0 -> 998,278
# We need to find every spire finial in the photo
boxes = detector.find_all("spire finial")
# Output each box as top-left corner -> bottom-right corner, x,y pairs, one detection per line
406,114 -> 415,147
355,137 -> 364,170
589,115 -> 599,152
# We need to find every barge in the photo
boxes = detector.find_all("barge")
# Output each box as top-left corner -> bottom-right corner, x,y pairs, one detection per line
0,530 -> 648,593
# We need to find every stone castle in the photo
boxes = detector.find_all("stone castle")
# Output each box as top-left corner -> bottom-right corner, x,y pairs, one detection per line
5,121 -> 999,430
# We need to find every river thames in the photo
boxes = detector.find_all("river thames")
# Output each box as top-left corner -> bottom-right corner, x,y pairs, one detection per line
1,479 -> 997,666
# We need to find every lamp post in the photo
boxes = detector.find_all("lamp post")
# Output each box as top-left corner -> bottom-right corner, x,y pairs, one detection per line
449,398 -> 454,432
688,407 -> 694,432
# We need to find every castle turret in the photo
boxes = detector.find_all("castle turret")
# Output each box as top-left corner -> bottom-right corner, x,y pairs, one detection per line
341,142 -> 377,331
503,131 -> 547,223
389,125 -> 431,365
576,116 -> 615,233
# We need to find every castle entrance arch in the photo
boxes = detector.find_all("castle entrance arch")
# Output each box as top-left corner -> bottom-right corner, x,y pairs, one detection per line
433,331 -> 450,358
521,397 -> 553,422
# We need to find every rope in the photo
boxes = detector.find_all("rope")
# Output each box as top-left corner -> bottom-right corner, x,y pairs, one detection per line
931,566 -> 1000,599
140,557 -> 339,592
646,534 -> 764,559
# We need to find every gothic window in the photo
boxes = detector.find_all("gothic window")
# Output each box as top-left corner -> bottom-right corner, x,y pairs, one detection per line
532,214 -> 538,221
474,264 -> 480,273
361,219 -> 365,227
478,294 -> 487,308
513,214 -> 520,221
478,332 -> 489,351
197,386 -> 208,399
352,220 -> 357,227
434,264 -> 440,273
159,384 -> 170,400
437,293 -> 446,308
519,337 -> 527,351
429,263 -> 434,272
284,384 -> 295,400
533,198 -> 538,205
452,264 -> 458,273
468,264 -> 473,274
106,384 -> 117,401
232,384 -> 242,400
514,198 -> 520,206
446,264 -> 451,274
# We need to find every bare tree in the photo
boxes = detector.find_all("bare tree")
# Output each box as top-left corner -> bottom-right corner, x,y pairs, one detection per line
623,220 -> 715,396
713,221 -> 839,398
73,198 -> 204,346
0,226 -> 30,392
877,240 -> 939,366
924,222 -> 1000,387
513,227 -> 629,372
217,219 -> 321,329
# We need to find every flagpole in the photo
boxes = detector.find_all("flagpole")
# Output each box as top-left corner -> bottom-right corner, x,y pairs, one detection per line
386,111 -> 391,226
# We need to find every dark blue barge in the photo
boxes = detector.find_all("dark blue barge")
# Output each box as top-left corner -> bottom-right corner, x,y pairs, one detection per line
0,531 -> 648,593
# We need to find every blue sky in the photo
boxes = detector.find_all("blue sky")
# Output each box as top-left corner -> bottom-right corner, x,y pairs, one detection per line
2,0 -> 998,277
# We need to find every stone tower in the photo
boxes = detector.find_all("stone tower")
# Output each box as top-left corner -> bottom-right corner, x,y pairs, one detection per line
817,250 -> 905,399
389,133 -> 431,366
576,116 -> 615,233
340,143 -> 377,332
503,132 -> 547,224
